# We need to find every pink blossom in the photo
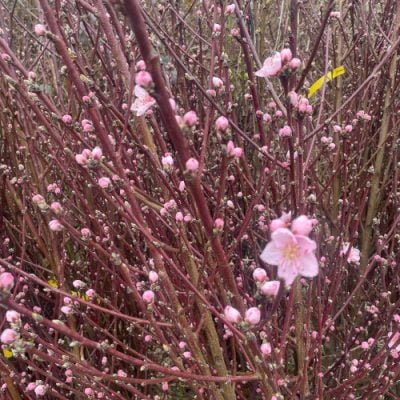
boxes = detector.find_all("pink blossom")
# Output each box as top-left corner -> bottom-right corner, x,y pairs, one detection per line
260,228 -> 318,286
26,383 -> 37,391
185,158 -> 199,172
0,328 -> 17,344
291,215 -> 316,236
72,280 -> 86,289
6,310 -> 20,323
34,385 -> 47,396
49,219 -> 63,232
330,11 -> 341,18
0,272 -> 14,291
226,4 -> 235,14
215,116 -> 229,131
85,289 -> 95,299
255,52 -> 282,77
183,111 -> 198,127
252,268 -> 267,282
178,181 -> 185,192
61,305 -> 73,315
98,177 -> 111,189
244,307 -> 261,325
75,153 -> 88,165
230,28 -> 240,37
62,114 -> 72,124
260,280 -> 281,297
212,77 -> 224,88
340,243 -> 360,265
142,290 -> 155,303
263,113 -> 272,123
131,85 -> 156,116
135,71 -> 152,88
345,124 -> 353,132
34,24 -> 46,36
81,228 -> 91,238
280,48 -> 293,63
224,305 -> 241,323
260,342 -> 272,355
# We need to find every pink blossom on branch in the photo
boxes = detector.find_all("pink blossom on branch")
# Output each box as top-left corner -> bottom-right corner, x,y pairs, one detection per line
260,227 -> 318,286
255,52 -> 282,78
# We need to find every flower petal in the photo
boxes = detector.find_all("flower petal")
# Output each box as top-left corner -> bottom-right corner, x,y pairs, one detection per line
295,235 -> 317,254
297,252 -> 319,278
271,228 -> 295,249
260,241 -> 282,266
277,260 -> 298,286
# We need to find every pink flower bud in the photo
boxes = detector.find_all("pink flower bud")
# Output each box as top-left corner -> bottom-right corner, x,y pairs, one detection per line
0,328 -> 17,344
135,71 -> 153,88
291,215 -> 316,236
82,95 -> 91,104
50,202 -> 63,214
224,306 -> 241,323
136,60 -> 146,71
244,307 -> 261,325
288,91 -> 299,107
91,146 -> 102,160
261,280 -> 280,297
212,77 -> 224,89
289,57 -> 301,70
183,111 -> 198,127
230,28 -> 240,37
49,219 -> 63,232
185,158 -> 199,172
260,342 -> 272,355
75,154 -> 88,165
161,154 -> 174,168
178,181 -> 185,192
206,89 -> 217,97
215,116 -> 229,131
34,24 -> 46,36
330,11 -> 341,18
333,125 -> 342,133
142,290 -> 155,303
149,271 -> 159,283
84,388 -> 93,396
252,268 -> 267,282
28,71 -> 37,80
232,147 -> 243,158
279,125 -> 292,137
26,383 -> 37,391
345,124 -> 353,132
213,23 -> 221,32
175,212 -> 184,222
62,114 -> 72,124
280,48 -> 293,63
263,113 -> 272,123
98,177 -> 111,189
214,218 -> 224,229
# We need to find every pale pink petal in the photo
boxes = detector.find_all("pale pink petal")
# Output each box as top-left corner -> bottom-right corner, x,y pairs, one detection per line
260,242 -> 282,266
271,228 -> 295,249
295,235 -> 317,254
297,252 -> 318,278
134,85 -> 147,97
277,260 -> 298,286
256,53 -> 282,77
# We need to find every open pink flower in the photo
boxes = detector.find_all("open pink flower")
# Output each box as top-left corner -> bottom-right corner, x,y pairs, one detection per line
340,242 -> 360,265
131,85 -> 156,116
255,52 -> 282,78
260,228 -> 318,286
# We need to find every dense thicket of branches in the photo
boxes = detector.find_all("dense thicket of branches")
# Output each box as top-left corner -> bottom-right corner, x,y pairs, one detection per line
0,0 -> 400,399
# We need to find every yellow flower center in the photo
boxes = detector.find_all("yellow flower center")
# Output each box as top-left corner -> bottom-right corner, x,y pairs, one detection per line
282,242 -> 300,260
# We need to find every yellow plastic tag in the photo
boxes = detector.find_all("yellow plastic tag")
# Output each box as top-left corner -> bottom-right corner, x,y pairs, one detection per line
3,348 -> 13,358
308,66 -> 346,98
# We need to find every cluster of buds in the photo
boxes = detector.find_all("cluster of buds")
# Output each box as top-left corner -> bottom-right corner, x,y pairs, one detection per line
75,146 -> 103,166
255,48 -> 301,78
